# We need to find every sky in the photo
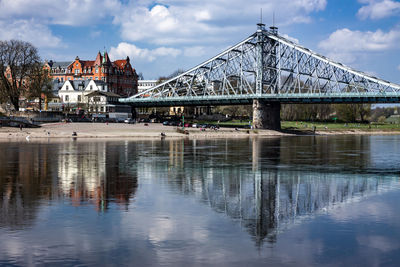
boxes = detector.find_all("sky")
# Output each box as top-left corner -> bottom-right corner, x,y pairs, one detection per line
0,0 -> 399,83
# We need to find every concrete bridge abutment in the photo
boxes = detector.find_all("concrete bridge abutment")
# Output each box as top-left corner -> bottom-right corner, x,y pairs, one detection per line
252,100 -> 281,130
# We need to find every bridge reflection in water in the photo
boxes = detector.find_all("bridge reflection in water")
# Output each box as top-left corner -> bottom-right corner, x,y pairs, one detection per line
136,137 -> 399,245
0,137 -> 398,246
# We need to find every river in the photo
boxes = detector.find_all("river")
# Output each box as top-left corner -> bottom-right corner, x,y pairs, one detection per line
0,135 -> 400,266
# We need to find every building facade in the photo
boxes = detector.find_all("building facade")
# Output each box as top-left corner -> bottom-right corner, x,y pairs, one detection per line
45,51 -> 138,97
138,80 -> 157,94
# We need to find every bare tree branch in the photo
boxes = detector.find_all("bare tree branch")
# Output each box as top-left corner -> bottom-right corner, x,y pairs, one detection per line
0,40 -> 40,111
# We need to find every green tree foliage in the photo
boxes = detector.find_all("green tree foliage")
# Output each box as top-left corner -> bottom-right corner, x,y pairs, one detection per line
334,104 -> 358,122
334,104 -> 371,122
0,40 -> 40,111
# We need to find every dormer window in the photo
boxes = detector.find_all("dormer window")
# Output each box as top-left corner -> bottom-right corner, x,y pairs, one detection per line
66,85 -> 69,90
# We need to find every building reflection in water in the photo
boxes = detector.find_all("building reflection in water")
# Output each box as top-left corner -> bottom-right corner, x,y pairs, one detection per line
57,141 -> 138,211
0,141 -> 138,228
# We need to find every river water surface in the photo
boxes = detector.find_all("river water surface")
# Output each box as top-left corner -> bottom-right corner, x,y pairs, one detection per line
0,135 -> 400,266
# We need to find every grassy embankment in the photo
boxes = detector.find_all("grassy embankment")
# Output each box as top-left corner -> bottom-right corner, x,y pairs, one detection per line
282,121 -> 400,132
196,119 -> 400,132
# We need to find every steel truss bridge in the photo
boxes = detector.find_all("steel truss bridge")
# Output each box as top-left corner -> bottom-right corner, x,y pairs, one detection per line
120,24 -> 400,107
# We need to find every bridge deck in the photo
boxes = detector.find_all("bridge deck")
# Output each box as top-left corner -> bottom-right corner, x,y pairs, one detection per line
120,93 -> 400,107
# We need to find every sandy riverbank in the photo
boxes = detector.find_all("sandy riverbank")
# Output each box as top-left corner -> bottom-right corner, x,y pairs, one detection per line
0,122 -> 399,140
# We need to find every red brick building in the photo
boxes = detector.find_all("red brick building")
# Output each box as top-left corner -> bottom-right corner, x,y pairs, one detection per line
45,51 -> 138,97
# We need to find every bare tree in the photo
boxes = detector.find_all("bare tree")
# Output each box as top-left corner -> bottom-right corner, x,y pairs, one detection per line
0,40 -> 40,111
26,63 -> 53,111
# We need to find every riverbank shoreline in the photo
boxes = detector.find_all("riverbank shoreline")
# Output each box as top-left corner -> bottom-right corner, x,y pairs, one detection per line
1,122 -> 400,140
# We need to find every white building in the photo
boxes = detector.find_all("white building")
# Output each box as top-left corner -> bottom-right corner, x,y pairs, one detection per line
57,79 -> 131,118
138,80 -> 157,94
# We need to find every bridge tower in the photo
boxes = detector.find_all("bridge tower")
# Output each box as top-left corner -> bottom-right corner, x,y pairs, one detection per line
253,23 -> 281,130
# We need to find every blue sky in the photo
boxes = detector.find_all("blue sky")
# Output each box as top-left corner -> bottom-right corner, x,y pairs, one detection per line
0,0 -> 399,83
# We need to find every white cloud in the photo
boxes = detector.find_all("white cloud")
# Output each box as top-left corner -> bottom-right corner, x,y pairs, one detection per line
114,0 -> 327,45
398,65 -> 400,71
0,0 -> 121,26
90,31 -> 102,39
0,19 -> 61,48
109,42 -> 181,62
0,0 -> 329,78
358,0 -> 400,20
0,0 -> 121,50
282,34 -> 299,44
319,28 -> 400,52
183,46 -> 207,57
318,28 -> 400,64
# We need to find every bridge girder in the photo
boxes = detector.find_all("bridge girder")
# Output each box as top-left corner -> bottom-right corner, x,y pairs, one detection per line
121,25 -> 400,106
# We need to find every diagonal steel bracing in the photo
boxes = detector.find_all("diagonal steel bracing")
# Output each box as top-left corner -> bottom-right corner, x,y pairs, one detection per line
121,24 -> 400,107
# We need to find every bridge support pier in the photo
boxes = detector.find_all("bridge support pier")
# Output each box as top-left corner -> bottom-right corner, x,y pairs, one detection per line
252,100 -> 281,130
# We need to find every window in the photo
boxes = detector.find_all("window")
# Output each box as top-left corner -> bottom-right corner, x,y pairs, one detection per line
76,63 -> 78,67
61,78 -> 64,82
66,85 -> 69,90
65,95 -> 69,102
95,77 -> 98,80
90,85 -> 93,90
93,97 -> 101,102
78,95 -> 81,102
75,69 -> 80,74
95,67 -> 98,74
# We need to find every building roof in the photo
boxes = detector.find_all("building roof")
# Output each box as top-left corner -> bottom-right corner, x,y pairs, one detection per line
51,80 -> 64,95
70,80 -> 90,91
92,80 -> 107,86
81,60 -> 95,68
114,60 -> 128,69
49,61 -> 73,68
